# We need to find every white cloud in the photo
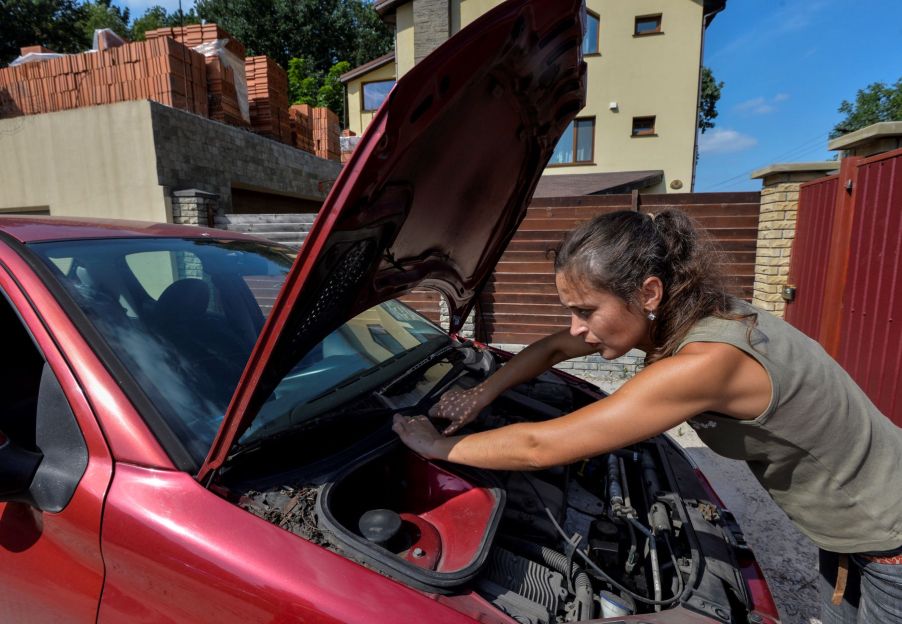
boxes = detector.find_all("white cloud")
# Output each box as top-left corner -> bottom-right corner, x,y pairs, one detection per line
735,93 -> 790,115
698,128 -> 758,155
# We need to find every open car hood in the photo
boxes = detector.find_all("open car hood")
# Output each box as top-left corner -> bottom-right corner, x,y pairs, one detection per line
198,0 -> 586,482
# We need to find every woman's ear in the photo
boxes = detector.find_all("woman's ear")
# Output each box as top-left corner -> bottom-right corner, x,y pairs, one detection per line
640,276 -> 664,312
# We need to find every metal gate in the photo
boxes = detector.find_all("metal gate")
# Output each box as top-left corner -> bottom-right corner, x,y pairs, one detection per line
785,147 -> 902,425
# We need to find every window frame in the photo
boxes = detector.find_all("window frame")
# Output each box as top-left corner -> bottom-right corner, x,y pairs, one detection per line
583,9 -> 601,56
634,14 -> 663,37
360,79 -> 396,113
548,116 -> 596,167
631,116 -> 657,137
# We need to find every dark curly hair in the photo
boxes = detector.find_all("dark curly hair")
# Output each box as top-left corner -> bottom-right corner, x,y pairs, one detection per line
554,209 -> 744,362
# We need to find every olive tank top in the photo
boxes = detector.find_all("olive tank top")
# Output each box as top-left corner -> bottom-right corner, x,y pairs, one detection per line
675,299 -> 902,553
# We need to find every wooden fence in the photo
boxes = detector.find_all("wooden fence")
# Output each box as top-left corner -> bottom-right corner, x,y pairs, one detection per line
403,191 -> 761,345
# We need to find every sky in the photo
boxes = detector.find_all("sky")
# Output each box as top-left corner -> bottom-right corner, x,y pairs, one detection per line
114,0 -> 902,193
695,0 -> 902,191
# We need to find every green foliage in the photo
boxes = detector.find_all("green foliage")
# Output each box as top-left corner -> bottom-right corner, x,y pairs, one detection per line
317,60 -> 350,121
194,0 -> 392,75
0,0 -> 90,65
80,0 -> 130,42
288,57 -> 318,105
129,5 -> 201,41
698,66 -> 722,134
288,58 -> 352,122
831,77 -> 902,138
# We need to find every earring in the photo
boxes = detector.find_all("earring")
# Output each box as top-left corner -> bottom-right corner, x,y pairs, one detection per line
647,311 -> 656,321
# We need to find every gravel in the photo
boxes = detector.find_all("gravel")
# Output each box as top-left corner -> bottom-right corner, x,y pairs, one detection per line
578,372 -> 823,623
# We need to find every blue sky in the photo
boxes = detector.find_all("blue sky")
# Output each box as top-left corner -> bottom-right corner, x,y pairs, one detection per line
696,0 -> 902,191
116,0 -> 902,192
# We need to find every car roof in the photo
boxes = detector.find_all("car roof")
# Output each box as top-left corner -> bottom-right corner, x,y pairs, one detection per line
0,215 -> 263,245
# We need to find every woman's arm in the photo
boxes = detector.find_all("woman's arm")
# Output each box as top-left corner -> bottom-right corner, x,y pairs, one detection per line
473,329 -> 600,401
395,342 -> 771,470
431,330 -> 599,433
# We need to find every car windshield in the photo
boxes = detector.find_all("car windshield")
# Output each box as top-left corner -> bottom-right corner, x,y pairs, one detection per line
28,238 -> 448,466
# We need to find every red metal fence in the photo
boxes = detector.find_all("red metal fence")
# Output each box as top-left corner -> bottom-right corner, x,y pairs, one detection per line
786,147 -> 902,425
783,175 -> 839,340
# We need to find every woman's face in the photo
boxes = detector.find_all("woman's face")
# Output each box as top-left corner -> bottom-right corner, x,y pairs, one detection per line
555,271 -> 655,359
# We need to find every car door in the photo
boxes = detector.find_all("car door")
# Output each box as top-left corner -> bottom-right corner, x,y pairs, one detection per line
0,249 -> 114,623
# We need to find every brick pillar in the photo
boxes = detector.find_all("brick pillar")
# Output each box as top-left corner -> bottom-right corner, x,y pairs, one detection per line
749,163 -> 839,317
170,188 -> 221,227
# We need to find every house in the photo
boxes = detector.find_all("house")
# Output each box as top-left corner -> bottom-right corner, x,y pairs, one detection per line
342,0 -> 726,193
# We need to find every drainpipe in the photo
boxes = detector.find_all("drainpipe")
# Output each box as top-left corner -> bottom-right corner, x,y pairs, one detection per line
691,5 -> 722,192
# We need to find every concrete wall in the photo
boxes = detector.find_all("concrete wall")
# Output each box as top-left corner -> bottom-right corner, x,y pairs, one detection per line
0,100 -> 343,222
347,0 -> 706,193
150,101 -> 341,214
0,101 -> 167,220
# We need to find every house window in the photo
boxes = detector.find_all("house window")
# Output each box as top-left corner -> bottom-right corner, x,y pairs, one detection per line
550,118 -> 595,165
634,14 -> 662,36
362,80 -> 395,112
632,116 -> 657,137
583,11 -> 600,55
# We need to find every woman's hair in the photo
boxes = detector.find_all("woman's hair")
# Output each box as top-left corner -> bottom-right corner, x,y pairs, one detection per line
554,209 -> 739,362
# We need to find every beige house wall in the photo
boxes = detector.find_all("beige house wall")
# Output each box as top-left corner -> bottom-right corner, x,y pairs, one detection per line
542,0 -> 703,194
396,4 -> 416,76
348,0 -> 707,192
454,0 -> 504,33
345,63 -> 398,142
0,100 -> 168,220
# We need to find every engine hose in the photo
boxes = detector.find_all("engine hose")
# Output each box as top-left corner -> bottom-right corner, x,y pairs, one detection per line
543,508 -> 680,607
606,454 -> 623,508
627,517 -> 662,611
502,537 -> 594,620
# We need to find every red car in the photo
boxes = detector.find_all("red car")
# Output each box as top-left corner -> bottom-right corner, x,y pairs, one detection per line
0,1 -> 780,622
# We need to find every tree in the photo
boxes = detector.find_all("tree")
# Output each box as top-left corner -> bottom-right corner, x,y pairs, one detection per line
698,66 -> 722,134
317,60 -> 350,121
79,0 -> 130,42
287,56 -> 318,105
129,5 -> 201,41
288,58 -> 351,122
831,77 -> 902,138
194,0 -> 392,75
0,0 -> 89,66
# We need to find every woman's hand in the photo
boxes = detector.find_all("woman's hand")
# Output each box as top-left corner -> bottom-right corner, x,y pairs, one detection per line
428,386 -> 490,434
392,414 -> 447,459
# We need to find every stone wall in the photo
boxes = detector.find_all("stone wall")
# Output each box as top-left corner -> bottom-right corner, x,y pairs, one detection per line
413,0 -> 450,63
751,184 -> 798,317
170,189 -> 219,226
150,101 -> 342,214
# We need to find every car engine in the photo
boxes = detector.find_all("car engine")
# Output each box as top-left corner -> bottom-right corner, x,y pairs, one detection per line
232,342 -> 750,622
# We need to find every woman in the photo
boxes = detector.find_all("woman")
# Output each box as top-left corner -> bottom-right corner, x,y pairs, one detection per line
392,209 -> 902,621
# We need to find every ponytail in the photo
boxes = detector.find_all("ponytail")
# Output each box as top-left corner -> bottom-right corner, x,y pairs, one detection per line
554,209 -> 742,362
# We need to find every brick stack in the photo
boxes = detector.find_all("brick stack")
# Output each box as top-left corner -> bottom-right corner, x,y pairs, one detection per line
245,56 -> 291,144
312,106 -> 340,161
0,38 -> 207,119
145,24 -> 247,127
289,104 -> 315,153
144,24 -> 245,58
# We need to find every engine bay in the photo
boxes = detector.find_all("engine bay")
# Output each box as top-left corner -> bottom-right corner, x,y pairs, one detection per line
230,342 -> 752,623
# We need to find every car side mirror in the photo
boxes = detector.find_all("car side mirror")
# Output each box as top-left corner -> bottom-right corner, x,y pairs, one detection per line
0,432 -> 43,505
